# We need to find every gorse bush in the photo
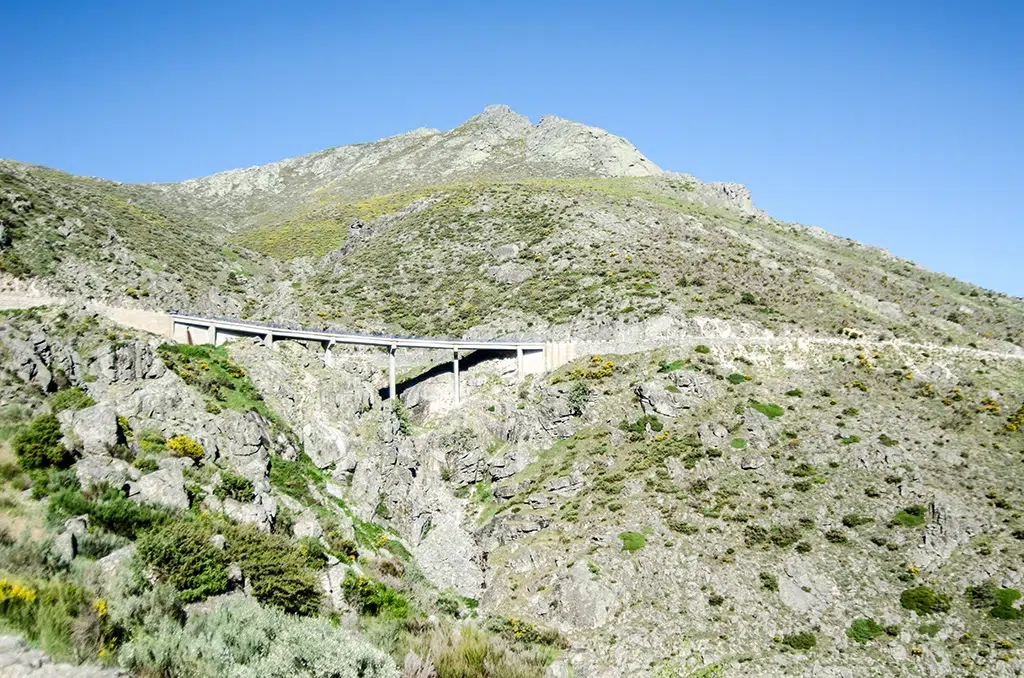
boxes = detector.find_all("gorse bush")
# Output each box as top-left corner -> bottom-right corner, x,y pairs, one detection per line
166,435 -> 204,462
119,595 -> 399,678
14,414 -> 73,471
135,521 -> 228,603
781,632 -> 816,650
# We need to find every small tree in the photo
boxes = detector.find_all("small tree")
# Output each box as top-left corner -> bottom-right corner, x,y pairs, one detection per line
566,381 -> 590,417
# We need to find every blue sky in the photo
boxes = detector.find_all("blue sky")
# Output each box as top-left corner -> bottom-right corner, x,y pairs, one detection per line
2,1 -> 1021,295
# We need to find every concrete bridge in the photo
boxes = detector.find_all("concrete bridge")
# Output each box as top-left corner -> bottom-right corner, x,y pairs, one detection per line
168,312 -> 575,405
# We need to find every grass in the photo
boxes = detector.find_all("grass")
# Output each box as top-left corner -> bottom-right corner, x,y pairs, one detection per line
890,505 -> 927,527
749,400 -> 784,419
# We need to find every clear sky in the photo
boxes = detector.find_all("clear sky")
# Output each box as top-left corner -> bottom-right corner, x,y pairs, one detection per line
1,1 -> 1021,295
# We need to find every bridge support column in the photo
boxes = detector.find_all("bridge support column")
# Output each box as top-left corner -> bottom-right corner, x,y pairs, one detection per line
516,346 -> 524,380
264,332 -> 273,348
453,348 -> 461,405
389,345 -> 397,401
208,324 -> 217,346
324,340 -> 335,367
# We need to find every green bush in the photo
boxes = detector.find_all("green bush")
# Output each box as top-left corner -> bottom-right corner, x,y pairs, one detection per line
749,400 -> 784,419
694,345 -> 712,354
992,588 -> 1023,619
49,486 -> 173,539
136,521 -> 229,603
759,572 -> 779,591
213,471 -> 254,503
900,586 -> 951,615
618,531 -> 646,552
118,596 -> 399,678
49,387 -> 95,413
224,524 -> 321,616
890,505 -> 927,527
847,618 -> 886,643
484,615 -> 568,648
342,571 -> 409,619
727,373 -> 746,385
618,415 -> 663,439
842,513 -> 874,528
566,381 -> 590,417
730,438 -> 747,449
14,414 -> 73,471
825,529 -> 848,544
781,632 -> 816,650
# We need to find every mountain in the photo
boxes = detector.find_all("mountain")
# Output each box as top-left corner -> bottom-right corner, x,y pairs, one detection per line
2,107 -> 1024,678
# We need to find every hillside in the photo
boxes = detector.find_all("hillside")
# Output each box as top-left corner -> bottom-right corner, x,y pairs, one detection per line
2,107 -> 1024,678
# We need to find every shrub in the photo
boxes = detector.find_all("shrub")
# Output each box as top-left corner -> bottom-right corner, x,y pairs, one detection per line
166,435 -> 204,461
900,586 -> 951,615
0,575 -> 102,662
136,521 -> 228,603
118,596 -> 399,678
566,381 -> 590,417
694,345 -> 711,354
965,582 -> 997,608
740,292 -> 758,305
618,531 -> 646,553
842,514 -> 874,528
890,505 -> 927,527
296,537 -> 329,570
224,524 -> 321,616
49,486 -> 173,539
49,387 -> 95,413
785,389 -> 803,397
727,373 -> 746,385
730,438 -> 747,449
419,624 -> 554,678
825,529 -> 849,544
76,530 -> 130,560
789,463 -> 817,477
847,618 -> 886,643
618,415 -> 663,439
213,471 -> 254,503
991,588 -> 1023,620
342,572 -> 409,619
485,615 -> 568,647
14,414 -> 73,471
782,632 -> 816,650
760,572 -> 779,591
749,400 -> 784,419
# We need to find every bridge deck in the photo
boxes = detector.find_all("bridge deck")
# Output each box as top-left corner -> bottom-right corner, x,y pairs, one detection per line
169,312 -> 546,352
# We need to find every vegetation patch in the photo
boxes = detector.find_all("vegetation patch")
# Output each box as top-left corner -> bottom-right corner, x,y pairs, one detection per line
847,618 -> 886,643
749,400 -> 784,419
900,586 -> 951,615
890,505 -> 927,527
781,632 -> 816,650
135,520 -> 228,602
618,531 -> 646,553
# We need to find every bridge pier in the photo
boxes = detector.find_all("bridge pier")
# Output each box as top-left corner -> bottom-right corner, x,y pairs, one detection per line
324,339 -> 335,367
517,346 -> 524,380
453,348 -> 461,405
389,345 -> 397,401
264,331 -> 273,348
208,324 -> 217,346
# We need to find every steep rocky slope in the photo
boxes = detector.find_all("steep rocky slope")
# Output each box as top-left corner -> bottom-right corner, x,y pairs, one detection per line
3,107 -> 1024,678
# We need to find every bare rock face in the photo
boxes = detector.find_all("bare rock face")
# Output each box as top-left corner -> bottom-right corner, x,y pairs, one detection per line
302,418 -> 355,471
550,561 -> 620,632
125,466 -> 189,511
75,456 -> 139,488
93,340 -> 165,383
59,404 -> 119,455
778,557 -> 839,620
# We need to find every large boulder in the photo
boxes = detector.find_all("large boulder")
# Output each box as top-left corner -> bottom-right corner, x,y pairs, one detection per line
75,456 -> 140,489
550,561 -> 620,632
59,404 -> 119,455
221,494 -> 277,532
125,466 -> 188,511
302,419 -> 355,471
